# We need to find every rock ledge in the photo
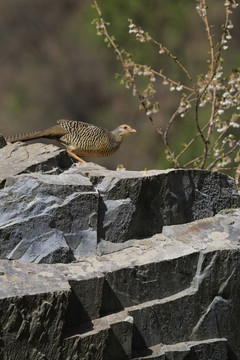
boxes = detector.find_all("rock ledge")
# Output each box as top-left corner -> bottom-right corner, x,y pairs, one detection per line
0,142 -> 239,359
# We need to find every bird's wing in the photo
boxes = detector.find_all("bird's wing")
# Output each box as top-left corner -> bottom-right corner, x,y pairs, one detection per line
57,119 -> 109,151
57,119 -> 101,134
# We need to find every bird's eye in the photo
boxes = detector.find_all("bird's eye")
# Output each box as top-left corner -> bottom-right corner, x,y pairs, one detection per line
123,126 -> 128,130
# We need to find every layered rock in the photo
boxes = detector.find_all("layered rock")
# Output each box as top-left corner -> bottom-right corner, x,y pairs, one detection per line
0,209 -> 240,359
0,142 -> 238,262
0,141 -> 239,359
0,142 -> 72,187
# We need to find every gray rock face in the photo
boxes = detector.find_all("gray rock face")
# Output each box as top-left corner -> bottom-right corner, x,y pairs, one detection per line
0,172 -> 98,262
0,143 -> 238,262
0,209 -> 240,359
0,142 -> 239,359
0,142 -> 73,187
92,167 -> 238,244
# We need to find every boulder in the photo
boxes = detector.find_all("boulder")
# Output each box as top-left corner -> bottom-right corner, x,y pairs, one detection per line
0,172 -> 98,262
0,142 -> 73,187
90,166 -> 238,244
0,209 -> 239,359
0,142 -> 239,359
0,143 -> 238,262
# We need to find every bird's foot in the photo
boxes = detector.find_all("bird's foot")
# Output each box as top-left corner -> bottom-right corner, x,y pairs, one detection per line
67,149 -> 85,163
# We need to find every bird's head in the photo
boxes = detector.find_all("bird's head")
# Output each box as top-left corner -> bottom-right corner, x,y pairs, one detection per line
113,124 -> 136,140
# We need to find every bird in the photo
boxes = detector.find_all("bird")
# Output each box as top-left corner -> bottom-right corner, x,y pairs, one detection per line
5,119 -> 136,162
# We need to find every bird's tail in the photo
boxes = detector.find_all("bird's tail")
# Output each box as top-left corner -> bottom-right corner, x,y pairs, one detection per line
5,131 -> 43,142
5,125 -> 67,143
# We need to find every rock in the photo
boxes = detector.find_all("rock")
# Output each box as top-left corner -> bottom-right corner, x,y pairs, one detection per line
0,209 -> 240,359
0,142 -> 239,359
134,338 -> 230,359
162,208 -> 240,251
0,142 -> 74,187
0,145 -> 238,261
0,134 -> 7,149
79,164 -> 238,245
0,172 -> 98,262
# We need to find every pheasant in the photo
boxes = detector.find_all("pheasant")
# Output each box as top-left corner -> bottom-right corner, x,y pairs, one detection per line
5,119 -> 136,162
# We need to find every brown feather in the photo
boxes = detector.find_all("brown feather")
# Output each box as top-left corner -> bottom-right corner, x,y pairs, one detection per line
5,119 -> 136,160
5,125 -> 68,142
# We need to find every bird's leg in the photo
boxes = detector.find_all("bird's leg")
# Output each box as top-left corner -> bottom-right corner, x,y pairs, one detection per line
67,148 -> 85,163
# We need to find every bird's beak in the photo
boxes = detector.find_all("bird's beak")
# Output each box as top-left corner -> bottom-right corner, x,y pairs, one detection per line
130,128 -> 136,133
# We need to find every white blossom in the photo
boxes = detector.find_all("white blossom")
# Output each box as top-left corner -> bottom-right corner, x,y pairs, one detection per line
217,125 -> 228,132
199,100 -> 207,107
176,85 -> 183,91
230,121 -> 240,128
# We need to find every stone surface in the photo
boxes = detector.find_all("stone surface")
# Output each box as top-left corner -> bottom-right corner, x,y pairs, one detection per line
134,339 -> 231,359
0,144 -> 238,262
162,208 -> 240,251
0,172 -> 98,262
78,164 -> 238,244
0,142 -> 73,187
0,142 -> 239,359
0,209 -> 240,359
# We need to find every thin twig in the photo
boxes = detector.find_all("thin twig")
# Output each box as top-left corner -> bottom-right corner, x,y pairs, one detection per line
151,68 -> 193,92
199,0 -> 215,76
138,93 -> 180,168
183,154 -> 204,168
175,120 -> 211,162
200,87 -> 217,168
207,142 -> 239,170
150,38 -> 197,92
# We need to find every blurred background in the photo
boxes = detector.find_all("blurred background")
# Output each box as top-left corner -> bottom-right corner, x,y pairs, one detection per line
0,0 -> 239,170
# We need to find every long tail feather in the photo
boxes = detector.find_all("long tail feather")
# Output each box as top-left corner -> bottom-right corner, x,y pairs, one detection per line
5,131 -> 43,142
5,125 -> 67,143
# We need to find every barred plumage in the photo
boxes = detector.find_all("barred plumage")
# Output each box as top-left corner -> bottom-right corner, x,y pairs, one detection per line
5,119 -> 136,162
